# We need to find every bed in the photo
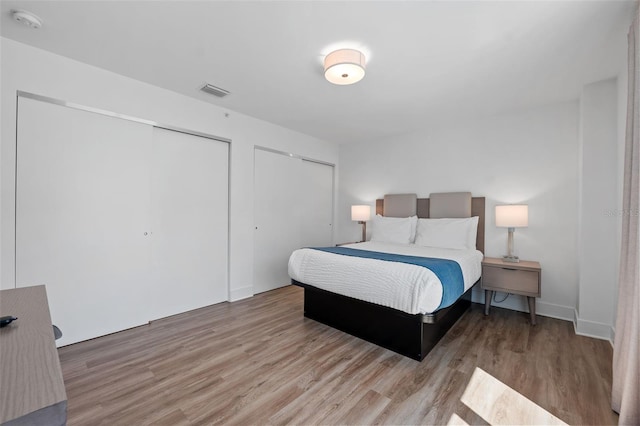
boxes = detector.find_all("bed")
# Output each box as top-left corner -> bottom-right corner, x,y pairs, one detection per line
289,192 -> 485,361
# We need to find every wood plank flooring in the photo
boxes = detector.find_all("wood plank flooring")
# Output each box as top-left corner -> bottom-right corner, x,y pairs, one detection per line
57,286 -> 617,425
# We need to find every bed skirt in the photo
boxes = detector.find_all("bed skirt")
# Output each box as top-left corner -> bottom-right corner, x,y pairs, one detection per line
292,279 -> 477,361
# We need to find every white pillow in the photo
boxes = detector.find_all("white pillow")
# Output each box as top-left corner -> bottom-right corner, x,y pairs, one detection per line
409,215 -> 418,243
370,215 -> 417,244
414,216 -> 479,250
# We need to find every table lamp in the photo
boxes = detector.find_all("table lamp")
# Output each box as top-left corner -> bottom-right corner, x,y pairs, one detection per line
495,204 -> 528,263
351,205 -> 371,242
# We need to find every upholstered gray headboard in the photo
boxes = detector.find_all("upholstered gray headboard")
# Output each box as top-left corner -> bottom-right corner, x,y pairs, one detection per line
383,194 -> 417,217
376,192 -> 485,253
429,192 -> 472,218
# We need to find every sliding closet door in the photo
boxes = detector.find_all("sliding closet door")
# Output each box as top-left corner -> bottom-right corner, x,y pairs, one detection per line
16,97 -> 152,346
149,127 -> 228,319
253,149 -> 302,293
253,148 -> 334,294
16,98 -> 230,346
299,159 -> 334,247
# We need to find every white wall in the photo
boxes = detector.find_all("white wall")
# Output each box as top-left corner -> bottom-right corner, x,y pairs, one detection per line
573,6 -> 632,341
338,102 -> 581,321
0,37 -> 339,300
576,78 -> 619,340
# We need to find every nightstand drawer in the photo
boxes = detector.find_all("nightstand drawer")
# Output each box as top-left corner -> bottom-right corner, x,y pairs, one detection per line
482,266 -> 539,295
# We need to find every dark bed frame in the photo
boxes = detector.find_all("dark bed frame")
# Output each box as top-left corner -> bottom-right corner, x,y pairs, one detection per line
292,196 -> 485,361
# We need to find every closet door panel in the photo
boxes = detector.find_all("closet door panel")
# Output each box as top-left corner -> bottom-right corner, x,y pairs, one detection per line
253,150 -> 334,295
299,160 -> 334,247
16,98 -> 152,346
253,149 -> 301,294
149,128 -> 229,319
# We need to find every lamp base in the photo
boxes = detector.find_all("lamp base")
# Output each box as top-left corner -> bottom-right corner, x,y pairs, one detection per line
502,255 -> 520,263
359,221 -> 367,243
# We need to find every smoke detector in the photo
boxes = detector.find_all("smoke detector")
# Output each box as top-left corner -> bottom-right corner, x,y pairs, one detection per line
12,9 -> 43,29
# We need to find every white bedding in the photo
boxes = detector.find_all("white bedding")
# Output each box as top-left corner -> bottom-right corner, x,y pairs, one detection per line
288,241 -> 483,315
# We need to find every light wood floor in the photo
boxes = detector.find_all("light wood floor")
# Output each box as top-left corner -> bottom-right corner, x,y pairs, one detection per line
58,285 -> 617,425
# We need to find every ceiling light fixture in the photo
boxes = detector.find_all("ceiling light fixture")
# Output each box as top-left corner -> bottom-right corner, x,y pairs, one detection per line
324,49 -> 366,85
11,9 -> 43,29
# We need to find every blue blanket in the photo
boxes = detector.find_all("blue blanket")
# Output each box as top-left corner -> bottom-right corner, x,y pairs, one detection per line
310,246 -> 464,310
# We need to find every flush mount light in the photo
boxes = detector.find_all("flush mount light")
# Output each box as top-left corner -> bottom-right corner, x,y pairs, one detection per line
324,49 -> 366,85
11,9 -> 43,29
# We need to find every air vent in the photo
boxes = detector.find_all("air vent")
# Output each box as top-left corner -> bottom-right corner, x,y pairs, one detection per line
200,83 -> 230,98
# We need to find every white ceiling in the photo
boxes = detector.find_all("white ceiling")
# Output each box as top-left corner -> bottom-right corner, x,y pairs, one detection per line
0,1 -> 636,144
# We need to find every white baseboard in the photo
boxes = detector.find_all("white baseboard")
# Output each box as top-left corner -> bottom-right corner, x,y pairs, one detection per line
229,286 -> 253,302
470,288 -> 574,322
573,309 -> 614,342
536,301 -> 575,322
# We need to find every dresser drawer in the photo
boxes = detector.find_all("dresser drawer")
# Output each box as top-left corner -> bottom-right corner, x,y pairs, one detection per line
482,265 -> 540,296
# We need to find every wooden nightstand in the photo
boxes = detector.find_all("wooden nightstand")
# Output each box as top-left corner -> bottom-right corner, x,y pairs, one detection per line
481,257 -> 541,325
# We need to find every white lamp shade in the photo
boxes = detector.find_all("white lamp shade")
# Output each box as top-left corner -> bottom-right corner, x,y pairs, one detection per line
351,205 -> 371,222
495,205 -> 528,228
324,49 -> 366,85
